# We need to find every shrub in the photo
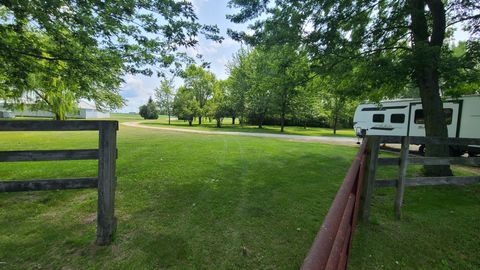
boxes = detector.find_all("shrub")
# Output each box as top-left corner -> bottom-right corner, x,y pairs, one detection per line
139,97 -> 159,119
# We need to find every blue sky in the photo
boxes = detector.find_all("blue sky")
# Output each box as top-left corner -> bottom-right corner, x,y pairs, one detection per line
118,1 -> 471,113
118,0 -> 245,113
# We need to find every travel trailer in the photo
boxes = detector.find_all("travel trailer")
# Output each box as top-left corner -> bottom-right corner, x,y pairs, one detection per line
353,95 -> 480,156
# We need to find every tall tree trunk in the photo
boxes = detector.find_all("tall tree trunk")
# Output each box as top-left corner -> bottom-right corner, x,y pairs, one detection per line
216,119 -> 221,128
258,107 -> 268,129
410,0 -> 452,176
232,116 -> 235,125
54,112 -> 62,120
188,120 -> 192,126
198,116 -> 202,125
304,120 -> 307,129
168,112 -> 171,125
333,112 -> 338,135
280,100 -> 286,132
258,114 -> 264,129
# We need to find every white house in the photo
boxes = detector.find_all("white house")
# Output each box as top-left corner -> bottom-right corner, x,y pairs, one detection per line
0,100 -> 110,119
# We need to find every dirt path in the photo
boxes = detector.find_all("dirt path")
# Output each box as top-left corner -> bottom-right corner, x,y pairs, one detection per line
122,121 -> 359,146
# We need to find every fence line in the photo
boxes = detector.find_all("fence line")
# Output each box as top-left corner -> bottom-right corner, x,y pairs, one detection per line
363,135 -> 480,220
301,135 -> 480,269
301,139 -> 368,270
0,120 -> 118,245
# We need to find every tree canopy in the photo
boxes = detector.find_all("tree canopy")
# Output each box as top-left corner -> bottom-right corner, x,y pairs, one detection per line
0,0 -> 221,118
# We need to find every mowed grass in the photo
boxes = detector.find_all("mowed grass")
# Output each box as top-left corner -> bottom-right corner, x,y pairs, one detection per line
138,116 -> 356,137
0,119 -> 478,269
0,121 -> 359,269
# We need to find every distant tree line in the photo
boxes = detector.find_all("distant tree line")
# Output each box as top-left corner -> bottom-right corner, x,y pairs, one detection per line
149,46 -> 360,133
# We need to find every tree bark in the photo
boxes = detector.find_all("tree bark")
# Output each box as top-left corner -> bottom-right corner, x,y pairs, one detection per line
168,113 -> 171,125
333,112 -> 338,135
410,0 -> 452,176
188,120 -> 193,126
232,116 -> 235,125
280,100 -> 286,132
198,116 -> 202,125
216,119 -> 221,128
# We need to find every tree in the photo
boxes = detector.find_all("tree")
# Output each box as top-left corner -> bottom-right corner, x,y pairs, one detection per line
226,47 -> 250,125
267,45 -> 309,132
139,97 -> 159,120
0,1 -> 221,119
206,80 -> 229,128
228,0 -> 480,176
244,49 -> 274,128
155,79 -> 174,125
290,86 -> 322,129
181,65 -> 215,125
172,86 -> 199,126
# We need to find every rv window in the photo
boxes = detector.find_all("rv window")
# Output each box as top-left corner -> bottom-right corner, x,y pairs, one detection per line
414,110 -> 424,124
391,114 -> 405,123
372,114 -> 384,123
444,109 -> 453,125
414,109 -> 453,125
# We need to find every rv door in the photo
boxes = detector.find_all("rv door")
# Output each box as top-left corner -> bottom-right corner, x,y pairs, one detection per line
408,102 -> 460,137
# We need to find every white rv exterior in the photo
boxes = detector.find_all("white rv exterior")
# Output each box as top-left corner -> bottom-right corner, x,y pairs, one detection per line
353,95 -> 480,155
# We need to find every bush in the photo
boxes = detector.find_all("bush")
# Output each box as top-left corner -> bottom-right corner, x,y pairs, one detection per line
139,97 -> 159,119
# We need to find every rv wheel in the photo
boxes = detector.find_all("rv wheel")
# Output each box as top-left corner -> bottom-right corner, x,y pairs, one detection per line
418,144 -> 425,156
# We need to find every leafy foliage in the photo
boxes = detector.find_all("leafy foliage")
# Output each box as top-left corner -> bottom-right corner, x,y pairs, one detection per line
139,97 -> 159,119
173,86 -> 199,126
155,79 -> 175,124
0,0 -> 221,118
180,64 -> 216,124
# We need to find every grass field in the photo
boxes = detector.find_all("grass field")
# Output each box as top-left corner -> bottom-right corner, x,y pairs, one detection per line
132,114 -> 356,137
0,117 -> 479,269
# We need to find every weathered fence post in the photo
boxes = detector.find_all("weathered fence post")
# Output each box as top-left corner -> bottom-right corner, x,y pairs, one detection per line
394,136 -> 410,219
96,121 -> 118,245
360,136 -> 379,223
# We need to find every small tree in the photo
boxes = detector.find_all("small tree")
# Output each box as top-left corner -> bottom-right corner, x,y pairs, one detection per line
207,80 -> 229,128
180,65 -> 215,125
155,79 -> 174,124
139,97 -> 159,119
172,86 -> 199,126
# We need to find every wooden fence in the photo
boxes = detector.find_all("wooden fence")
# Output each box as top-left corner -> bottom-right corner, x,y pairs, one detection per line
0,120 -> 118,245
301,135 -> 480,269
301,138 -> 368,270
361,135 -> 480,220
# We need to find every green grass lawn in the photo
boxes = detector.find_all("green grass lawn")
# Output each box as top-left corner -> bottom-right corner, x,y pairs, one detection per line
0,118 -> 478,269
139,116 -> 356,137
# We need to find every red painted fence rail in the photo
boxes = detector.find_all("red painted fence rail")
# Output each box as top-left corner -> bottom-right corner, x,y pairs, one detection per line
301,139 -> 368,270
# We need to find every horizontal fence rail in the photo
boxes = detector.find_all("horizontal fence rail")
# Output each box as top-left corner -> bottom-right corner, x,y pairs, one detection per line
301,139 -> 368,270
0,120 -> 118,131
0,120 -> 118,245
378,157 -> 480,166
0,178 -> 98,192
0,149 -> 99,162
376,135 -> 480,145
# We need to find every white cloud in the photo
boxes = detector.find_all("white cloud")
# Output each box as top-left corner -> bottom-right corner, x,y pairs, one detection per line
118,74 -> 158,113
